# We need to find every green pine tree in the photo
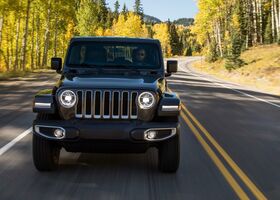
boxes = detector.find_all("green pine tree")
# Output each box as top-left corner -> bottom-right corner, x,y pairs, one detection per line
237,0 -> 248,51
96,0 -> 109,29
106,10 -> 114,28
225,32 -> 245,70
146,25 -> 154,38
185,47 -> 193,56
206,40 -> 218,63
121,3 -> 128,20
264,14 -> 273,44
168,22 -> 182,56
113,0 -> 120,18
133,0 -> 144,21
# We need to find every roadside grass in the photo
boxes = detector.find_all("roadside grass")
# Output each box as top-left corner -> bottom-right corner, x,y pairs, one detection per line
0,71 -> 29,80
192,44 -> 280,95
0,69 -> 54,81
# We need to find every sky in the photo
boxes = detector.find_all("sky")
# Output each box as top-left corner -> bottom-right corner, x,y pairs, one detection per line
107,0 -> 198,21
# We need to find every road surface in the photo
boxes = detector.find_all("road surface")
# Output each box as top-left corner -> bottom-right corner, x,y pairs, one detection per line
0,58 -> 279,200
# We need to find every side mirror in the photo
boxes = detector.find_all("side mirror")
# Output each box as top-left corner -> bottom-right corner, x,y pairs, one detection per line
51,57 -> 62,72
166,60 -> 178,77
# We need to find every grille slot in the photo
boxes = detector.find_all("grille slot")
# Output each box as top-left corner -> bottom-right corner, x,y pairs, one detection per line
112,91 -> 120,119
94,91 -> 101,118
75,90 -> 138,119
85,91 -> 92,118
76,91 -> 83,118
121,91 -> 129,119
130,92 -> 138,119
103,91 -> 111,118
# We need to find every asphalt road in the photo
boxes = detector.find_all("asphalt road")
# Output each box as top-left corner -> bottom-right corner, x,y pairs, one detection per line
0,58 -> 280,200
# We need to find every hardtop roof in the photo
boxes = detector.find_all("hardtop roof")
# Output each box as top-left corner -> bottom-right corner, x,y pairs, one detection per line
70,36 -> 160,45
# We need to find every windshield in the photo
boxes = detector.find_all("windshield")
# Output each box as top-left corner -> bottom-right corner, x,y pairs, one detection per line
66,42 -> 161,69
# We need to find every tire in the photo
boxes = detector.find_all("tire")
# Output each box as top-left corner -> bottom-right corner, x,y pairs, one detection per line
158,134 -> 180,173
33,114 -> 60,171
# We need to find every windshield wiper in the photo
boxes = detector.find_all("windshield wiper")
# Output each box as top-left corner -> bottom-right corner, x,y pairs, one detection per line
103,66 -> 142,74
63,68 -> 78,76
68,63 -> 105,68
79,63 -> 107,68
79,68 -> 104,75
63,68 -> 102,76
103,64 -> 134,68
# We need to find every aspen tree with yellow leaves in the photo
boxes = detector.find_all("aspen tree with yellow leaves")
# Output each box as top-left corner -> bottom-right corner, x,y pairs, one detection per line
111,12 -> 148,37
0,0 -> 194,73
193,0 -> 280,69
153,23 -> 172,57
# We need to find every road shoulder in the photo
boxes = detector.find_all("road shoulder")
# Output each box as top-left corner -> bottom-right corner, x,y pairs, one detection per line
189,59 -> 280,97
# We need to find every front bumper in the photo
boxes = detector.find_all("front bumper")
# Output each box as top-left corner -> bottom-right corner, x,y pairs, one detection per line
33,119 -> 179,142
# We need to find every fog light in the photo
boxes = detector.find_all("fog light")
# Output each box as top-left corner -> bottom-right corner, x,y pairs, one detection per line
54,129 -> 65,139
145,130 -> 157,140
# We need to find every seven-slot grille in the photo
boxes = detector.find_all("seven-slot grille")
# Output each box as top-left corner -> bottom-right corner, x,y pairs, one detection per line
75,90 -> 138,119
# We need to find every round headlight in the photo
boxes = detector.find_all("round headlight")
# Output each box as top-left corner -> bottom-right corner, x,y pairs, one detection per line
138,92 -> 155,109
59,90 -> 77,108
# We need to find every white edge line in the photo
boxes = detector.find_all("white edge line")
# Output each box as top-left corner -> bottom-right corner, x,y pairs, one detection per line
0,127 -> 32,156
178,61 -> 280,109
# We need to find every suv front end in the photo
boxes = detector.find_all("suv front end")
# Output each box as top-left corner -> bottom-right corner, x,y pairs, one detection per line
32,37 -> 181,173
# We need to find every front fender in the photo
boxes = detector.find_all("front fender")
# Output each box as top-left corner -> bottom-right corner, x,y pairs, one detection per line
157,92 -> 181,117
33,89 -> 56,114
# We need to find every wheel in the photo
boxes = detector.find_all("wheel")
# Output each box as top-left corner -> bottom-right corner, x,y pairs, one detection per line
158,134 -> 180,173
32,114 -> 61,171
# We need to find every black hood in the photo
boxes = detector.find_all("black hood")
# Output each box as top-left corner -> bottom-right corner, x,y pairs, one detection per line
58,75 -> 166,92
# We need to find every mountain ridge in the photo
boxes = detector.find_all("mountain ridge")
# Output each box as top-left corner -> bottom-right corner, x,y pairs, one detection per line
143,15 -> 194,26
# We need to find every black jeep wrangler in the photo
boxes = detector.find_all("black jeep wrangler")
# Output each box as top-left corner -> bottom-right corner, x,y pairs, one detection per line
32,37 -> 181,173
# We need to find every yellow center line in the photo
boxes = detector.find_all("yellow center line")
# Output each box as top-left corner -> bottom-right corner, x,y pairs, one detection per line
181,104 -> 267,200
181,112 -> 250,200
167,87 -> 267,199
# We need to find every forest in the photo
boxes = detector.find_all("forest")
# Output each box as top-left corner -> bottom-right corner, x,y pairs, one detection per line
1,0 -> 279,73
193,0 -> 280,70
0,0 -> 196,73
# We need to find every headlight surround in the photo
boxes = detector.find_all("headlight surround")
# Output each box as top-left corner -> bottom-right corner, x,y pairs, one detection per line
59,90 -> 77,108
138,92 -> 156,109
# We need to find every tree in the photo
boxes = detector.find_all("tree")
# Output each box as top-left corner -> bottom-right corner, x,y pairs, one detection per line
0,0 -> 197,72
134,0 -> 144,20
185,47 -> 193,56
20,0 -> 32,70
14,0 -> 23,70
96,0 -> 108,29
42,0 -> 51,67
168,22 -> 182,55
153,23 -> 172,57
113,0 -> 120,18
225,31 -> 245,70
192,0 -> 280,69
121,3 -> 128,19
237,0 -> 249,50
206,39 -> 219,63
76,0 -> 98,36
0,0 -> 81,71
111,12 -> 148,37
0,0 -> 9,70
264,12 -> 273,44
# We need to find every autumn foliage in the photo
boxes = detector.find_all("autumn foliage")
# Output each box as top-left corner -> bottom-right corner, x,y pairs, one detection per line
0,0 -> 194,73
192,0 -> 280,69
